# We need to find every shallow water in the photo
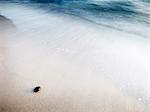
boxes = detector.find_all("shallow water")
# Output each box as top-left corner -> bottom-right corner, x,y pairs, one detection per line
1,0 -> 150,37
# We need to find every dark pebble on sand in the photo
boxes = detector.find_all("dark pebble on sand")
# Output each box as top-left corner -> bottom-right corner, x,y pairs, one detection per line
33,86 -> 41,93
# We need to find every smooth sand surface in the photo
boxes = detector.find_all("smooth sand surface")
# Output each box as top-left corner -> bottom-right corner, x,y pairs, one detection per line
0,3 -> 150,112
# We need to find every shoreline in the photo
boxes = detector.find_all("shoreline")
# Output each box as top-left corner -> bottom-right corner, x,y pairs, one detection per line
0,2 -> 150,112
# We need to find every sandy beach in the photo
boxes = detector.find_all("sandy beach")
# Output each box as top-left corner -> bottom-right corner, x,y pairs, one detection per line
0,3 -> 150,112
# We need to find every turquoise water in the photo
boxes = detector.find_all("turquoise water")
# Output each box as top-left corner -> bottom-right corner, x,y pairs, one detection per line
1,0 -> 150,37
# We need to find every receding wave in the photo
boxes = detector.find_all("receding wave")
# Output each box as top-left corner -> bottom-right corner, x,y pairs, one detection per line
1,0 -> 150,38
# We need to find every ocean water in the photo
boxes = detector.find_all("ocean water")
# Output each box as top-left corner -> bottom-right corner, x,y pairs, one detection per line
1,0 -> 150,38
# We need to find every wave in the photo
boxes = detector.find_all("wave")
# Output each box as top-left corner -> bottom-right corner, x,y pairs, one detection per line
1,0 -> 150,37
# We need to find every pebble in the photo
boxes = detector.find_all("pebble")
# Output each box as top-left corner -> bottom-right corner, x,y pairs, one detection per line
33,86 -> 41,93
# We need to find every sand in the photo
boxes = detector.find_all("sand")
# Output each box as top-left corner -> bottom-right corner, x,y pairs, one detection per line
0,3 -> 150,112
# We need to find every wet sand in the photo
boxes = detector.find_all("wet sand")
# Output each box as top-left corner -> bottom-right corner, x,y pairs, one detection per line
0,3 -> 150,112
